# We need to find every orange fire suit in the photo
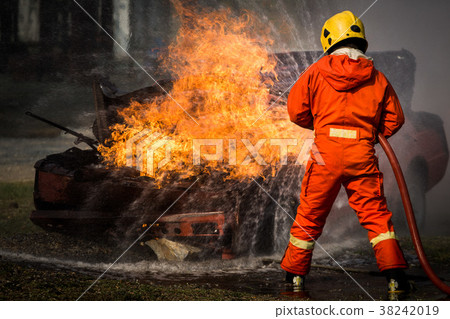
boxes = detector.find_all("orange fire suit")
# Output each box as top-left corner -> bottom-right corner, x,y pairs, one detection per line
280,53 -> 408,275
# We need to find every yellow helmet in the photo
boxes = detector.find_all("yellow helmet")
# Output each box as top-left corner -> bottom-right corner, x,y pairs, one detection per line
321,11 -> 368,53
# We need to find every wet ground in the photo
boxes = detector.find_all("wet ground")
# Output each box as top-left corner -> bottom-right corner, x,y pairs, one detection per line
1,230 -> 449,301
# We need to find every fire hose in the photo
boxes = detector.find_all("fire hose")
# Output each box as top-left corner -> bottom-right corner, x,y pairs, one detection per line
378,133 -> 450,295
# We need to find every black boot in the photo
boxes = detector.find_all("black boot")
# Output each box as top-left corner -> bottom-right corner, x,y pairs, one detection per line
382,268 -> 410,300
285,271 -> 306,292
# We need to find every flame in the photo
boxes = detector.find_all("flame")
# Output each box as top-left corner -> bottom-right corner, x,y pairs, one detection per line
98,2 -> 310,184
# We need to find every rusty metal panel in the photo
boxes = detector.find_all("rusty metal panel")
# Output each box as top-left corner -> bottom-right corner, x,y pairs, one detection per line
36,171 -> 72,203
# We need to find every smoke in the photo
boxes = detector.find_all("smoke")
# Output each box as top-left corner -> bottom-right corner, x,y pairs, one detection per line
359,0 -> 450,235
229,0 -> 450,236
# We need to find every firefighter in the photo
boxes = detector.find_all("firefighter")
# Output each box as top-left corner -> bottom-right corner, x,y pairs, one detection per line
280,10 -> 409,297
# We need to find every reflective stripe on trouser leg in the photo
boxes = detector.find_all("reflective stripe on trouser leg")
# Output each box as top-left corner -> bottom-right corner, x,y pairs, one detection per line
290,234 -> 315,250
280,235 -> 316,275
281,242 -> 314,276
281,159 -> 341,275
344,173 -> 408,271
370,231 -> 397,247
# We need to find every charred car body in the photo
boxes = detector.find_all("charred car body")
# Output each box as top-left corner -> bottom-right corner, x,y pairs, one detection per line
29,50 -> 448,257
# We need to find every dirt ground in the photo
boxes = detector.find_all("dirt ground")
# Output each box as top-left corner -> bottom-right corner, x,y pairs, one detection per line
1,181 -> 449,301
1,236 -> 449,301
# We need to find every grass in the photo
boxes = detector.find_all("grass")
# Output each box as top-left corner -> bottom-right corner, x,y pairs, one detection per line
400,236 -> 450,266
0,181 -> 42,235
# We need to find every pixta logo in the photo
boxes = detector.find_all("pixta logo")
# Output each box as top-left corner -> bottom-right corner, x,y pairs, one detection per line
125,129 -> 172,176
125,130 -> 324,176
192,138 -> 324,166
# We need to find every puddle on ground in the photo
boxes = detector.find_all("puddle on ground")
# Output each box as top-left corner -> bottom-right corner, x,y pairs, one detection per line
1,248 -> 448,301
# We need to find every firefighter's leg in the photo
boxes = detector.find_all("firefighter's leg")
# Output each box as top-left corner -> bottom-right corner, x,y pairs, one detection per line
281,161 -> 341,275
343,172 -> 408,272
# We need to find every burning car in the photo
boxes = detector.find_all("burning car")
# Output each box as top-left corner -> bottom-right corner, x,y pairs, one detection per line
28,49 -> 448,258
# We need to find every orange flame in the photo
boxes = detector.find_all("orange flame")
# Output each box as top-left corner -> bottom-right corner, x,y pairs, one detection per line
98,3 -> 310,184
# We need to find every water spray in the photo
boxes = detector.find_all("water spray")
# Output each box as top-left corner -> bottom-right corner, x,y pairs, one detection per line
378,133 -> 450,295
